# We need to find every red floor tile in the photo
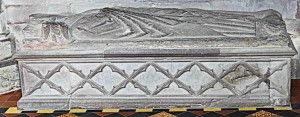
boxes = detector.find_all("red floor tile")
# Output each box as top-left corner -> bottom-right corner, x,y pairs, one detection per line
189,111 -> 209,116
95,112 -> 115,116
3,114 -> 22,117
292,92 -> 300,95
7,96 -> 21,102
25,113 -> 44,117
13,90 -> 22,97
291,80 -> 300,102
0,102 -> 4,107
0,90 -> 22,106
215,110 -> 236,116
119,112 -> 136,116
0,92 -> 13,102
292,97 -> 300,103
1,101 -> 17,108
293,109 -> 300,114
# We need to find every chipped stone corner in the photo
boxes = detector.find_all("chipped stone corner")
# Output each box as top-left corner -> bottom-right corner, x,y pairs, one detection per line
0,4 -> 20,94
0,33 -> 20,94
0,63 -> 20,95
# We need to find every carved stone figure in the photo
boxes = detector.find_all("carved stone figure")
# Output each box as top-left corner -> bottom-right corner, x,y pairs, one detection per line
22,7 -> 292,50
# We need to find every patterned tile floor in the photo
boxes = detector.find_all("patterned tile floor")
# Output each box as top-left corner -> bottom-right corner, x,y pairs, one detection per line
0,79 -> 300,117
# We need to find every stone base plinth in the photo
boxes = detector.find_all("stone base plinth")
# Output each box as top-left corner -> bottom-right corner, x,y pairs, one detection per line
19,97 -> 275,110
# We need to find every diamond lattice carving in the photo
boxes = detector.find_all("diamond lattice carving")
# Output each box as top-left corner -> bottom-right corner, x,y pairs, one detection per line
21,60 -> 288,96
91,66 -> 126,92
134,66 -> 170,92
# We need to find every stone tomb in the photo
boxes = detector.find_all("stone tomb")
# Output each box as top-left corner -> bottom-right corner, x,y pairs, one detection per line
16,7 -> 297,110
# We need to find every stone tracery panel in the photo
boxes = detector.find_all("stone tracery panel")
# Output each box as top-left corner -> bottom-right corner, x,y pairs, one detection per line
19,59 -> 290,99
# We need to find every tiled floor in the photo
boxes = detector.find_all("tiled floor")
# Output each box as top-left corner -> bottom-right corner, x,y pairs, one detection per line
0,91 -> 20,108
0,79 -> 299,117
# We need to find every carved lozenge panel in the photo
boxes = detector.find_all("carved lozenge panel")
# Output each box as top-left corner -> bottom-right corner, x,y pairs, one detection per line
19,59 -> 290,99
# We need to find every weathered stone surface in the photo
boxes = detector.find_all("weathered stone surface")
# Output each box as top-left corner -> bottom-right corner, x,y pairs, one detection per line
0,37 -> 12,60
0,64 -> 20,94
15,7 -> 297,110
0,3 -> 20,94
1,0 -> 299,61
21,7 -> 293,51
17,58 -> 292,110
2,0 -> 297,19
0,0 -> 298,109
0,34 -> 20,94
1,0 -> 299,55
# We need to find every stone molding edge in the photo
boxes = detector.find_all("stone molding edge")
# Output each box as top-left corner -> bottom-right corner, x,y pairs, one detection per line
14,47 -> 297,59
17,97 -> 274,110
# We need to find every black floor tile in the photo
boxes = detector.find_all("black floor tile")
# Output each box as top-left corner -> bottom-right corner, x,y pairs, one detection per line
128,113 -> 149,117
14,114 -> 30,117
177,112 -> 199,117
187,109 -> 204,111
152,109 -> 169,112
119,109 -> 135,112
221,108 -> 238,110
239,110 -> 259,115
278,110 -> 300,117
293,104 -> 300,109
36,114 -> 55,117
53,110 -> 69,113
86,110 -> 102,113
201,112 -> 224,117
79,112 -> 102,117
169,112 -> 184,116
50,112 -> 68,116
146,111 -> 161,116
104,113 -> 125,117
257,108 -> 283,114
74,113 -> 93,116
0,108 -> 8,113
21,111 -> 38,113
225,111 -> 248,117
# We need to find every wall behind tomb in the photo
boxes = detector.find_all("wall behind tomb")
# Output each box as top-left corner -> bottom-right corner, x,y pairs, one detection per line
1,0 -> 300,94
